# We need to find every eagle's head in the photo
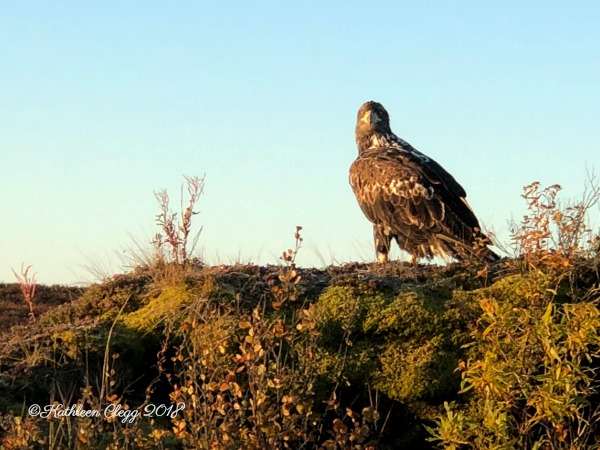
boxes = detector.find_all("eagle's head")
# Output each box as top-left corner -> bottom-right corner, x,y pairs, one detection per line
355,101 -> 392,153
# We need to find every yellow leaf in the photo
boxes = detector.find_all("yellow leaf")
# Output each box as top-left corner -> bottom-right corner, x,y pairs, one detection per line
550,346 -> 560,361
542,302 -> 554,326
481,324 -> 494,338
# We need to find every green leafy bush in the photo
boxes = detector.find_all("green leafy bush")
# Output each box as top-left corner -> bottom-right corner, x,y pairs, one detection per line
428,182 -> 600,449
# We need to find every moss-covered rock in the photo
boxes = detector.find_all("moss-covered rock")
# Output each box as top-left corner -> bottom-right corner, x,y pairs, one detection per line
314,280 -> 476,410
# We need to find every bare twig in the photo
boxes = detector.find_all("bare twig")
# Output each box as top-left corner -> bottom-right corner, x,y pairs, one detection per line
152,175 -> 205,264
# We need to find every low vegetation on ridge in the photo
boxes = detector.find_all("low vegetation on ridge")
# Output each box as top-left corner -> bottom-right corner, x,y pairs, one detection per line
1,177 -> 599,449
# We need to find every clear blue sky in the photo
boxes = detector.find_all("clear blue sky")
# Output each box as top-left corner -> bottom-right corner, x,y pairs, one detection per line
2,2 -> 600,285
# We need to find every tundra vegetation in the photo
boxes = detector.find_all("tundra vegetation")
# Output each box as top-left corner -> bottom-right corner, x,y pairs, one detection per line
1,176 -> 599,449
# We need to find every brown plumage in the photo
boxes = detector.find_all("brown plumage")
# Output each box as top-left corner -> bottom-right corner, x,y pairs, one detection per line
349,101 -> 499,263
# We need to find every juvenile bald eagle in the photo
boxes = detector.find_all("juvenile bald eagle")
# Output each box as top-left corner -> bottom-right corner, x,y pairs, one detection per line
349,101 -> 499,263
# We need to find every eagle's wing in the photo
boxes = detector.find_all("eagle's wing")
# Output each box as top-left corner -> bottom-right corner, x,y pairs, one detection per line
401,145 -> 481,232
349,146 -> 481,245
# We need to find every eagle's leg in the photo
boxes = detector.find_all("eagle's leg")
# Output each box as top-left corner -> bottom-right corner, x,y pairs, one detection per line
373,225 -> 391,263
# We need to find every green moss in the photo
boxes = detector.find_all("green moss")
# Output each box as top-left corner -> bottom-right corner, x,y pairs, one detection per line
375,335 -> 461,403
475,273 -> 550,304
316,285 -> 385,335
314,282 -> 473,404
122,284 -> 192,333
363,291 -> 445,337
51,325 -> 113,360
52,329 -> 82,359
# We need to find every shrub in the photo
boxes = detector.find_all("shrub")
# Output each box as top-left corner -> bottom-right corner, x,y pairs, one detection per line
428,181 -> 600,449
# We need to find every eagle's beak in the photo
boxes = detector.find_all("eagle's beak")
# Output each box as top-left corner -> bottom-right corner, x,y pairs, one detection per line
361,110 -> 381,126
